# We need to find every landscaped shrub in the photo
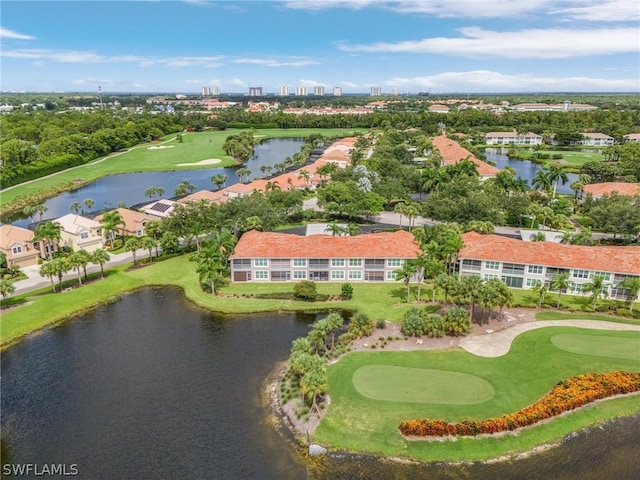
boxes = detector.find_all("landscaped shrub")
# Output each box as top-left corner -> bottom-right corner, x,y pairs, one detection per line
340,282 -> 354,300
423,314 -> 445,338
401,308 -> 427,336
443,306 -> 471,336
376,319 -> 386,329
293,280 -> 317,301
348,312 -> 374,338
399,371 -> 640,437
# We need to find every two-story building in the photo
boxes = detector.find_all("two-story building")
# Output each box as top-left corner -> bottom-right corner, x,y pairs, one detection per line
229,230 -> 420,282
458,232 -> 640,302
485,132 -> 543,145
55,214 -> 104,253
0,224 -> 44,267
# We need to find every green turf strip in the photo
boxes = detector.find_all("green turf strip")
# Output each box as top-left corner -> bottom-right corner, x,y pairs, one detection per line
551,334 -> 640,361
352,365 -> 495,404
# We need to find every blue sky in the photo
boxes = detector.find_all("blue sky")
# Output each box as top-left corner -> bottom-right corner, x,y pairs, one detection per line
1,0 -> 639,94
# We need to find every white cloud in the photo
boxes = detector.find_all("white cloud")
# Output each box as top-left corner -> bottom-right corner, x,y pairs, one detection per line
232,57 -> 320,67
337,27 -> 638,58
72,77 -> 113,86
298,79 -> 328,87
341,81 -> 361,87
1,48 -> 226,67
383,70 -> 639,92
229,78 -> 246,87
0,27 -> 35,40
550,0 -> 640,21
185,79 -> 202,84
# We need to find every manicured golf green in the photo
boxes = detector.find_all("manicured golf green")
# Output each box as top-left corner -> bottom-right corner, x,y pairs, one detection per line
551,334 -> 640,360
314,327 -> 640,462
352,365 -> 494,404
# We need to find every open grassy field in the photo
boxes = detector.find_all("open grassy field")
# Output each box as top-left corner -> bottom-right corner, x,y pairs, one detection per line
314,327 -> 640,462
0,127 -> 364,205
513,149 -> 604,166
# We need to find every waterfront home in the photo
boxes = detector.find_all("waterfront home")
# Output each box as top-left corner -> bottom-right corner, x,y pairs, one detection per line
458,232 -> 640,301
582,182 -> 640,199
0,224 -> 44,267
432,135 -> 500,180
229,230 -> 420,282
139,199 -> 177,219
95,208 -> 153,238
55,213 -> 104,253
485,132 -> 543,145
623,133 -> 640,143
551,133 -> 614,147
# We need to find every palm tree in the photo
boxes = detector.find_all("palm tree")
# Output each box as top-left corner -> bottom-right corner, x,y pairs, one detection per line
324,220 -> 346,236
461,275 -> 485,323
39,261 -> 58,292
34,221 -> 61,260
124,237 -> 141,265
76,249 -> 91,280
83,198 -> 95,212
23,205 -> 38,223
301,367 -> 328,416
50,257 -> 70,290
141,236 -> 157,262
67,251 -> 86,285
533,281 -> 548,308
211,174 -> 228,190
35,204 -> 48,222
236,168 -> 251,183
0,279 -> 16,300
394,203 -> 406,228
435,273 -> 459,304
532,169 -> 552,194
195,249 -> 225,294
144,220 -> 162,257
618,277 -> 640,312
347,223 -> 360,236
297,169 -> 311,187
583,274 -> 607,310
551,273 -> 570,308
404,203 -> 420,229
394,260 -> 418,303
174,180 -> 196,196
530,232 -> 547,242
546,165 -> 569,199
100,210 -> 125,245
70,202 -> 82,214
91,248 -> 110,279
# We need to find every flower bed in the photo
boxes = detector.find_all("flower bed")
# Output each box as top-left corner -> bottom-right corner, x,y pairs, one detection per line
399,371 -> 640,437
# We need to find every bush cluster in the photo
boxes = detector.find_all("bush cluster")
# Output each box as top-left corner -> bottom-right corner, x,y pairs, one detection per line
399,371 -> 640,437
401,306 -> 470,337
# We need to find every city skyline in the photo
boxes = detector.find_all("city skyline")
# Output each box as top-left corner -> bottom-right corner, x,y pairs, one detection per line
1,0 -> 639,94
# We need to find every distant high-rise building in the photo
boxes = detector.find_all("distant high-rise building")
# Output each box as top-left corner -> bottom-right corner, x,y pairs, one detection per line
211,86 -> 220,96
333,87 -> 342,96
279,85 -> 289,96
370,86 -> 382,96
202,86 -> 211,97
249,86 -> 263,96
313,86 -> 325,96
295,86 -> 308,96
391,88 -> 398,96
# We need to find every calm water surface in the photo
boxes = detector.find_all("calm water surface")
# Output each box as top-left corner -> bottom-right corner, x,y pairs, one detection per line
2,288 -> 639,479
9,138 -> 305,228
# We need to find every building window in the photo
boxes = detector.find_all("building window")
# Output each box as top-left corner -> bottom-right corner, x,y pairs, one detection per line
461,259 -> 482,271
525,278 -> 541,288
331,259 -> 345,267
572,269 -> 589,279
254,258 -> 269,267
348,270 -> 362,280
593,272 -> 611,281
293,270 -> 307,279
136,229 -> 144,237
293,259 -> 307,267
386,270 -> 396,280
331,270 -> 345,280
484,274 -> 499,280
485,261 -> 500,270
254,271 -> 269,280
12,245 -> 23,254
387,259 -> 402,267
528,265 -> 544,275
501,276 -> 524,288
349,259 -> 362,267
80,232 -> 89,240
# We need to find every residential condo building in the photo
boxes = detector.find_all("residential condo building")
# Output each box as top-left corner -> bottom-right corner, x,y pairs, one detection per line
485,132 -> 543,145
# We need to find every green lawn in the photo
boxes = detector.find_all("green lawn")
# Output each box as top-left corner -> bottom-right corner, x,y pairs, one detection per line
512,149 -> 604,166
0,127 -> 365,206
550,334 -> 640,360
314,327 -> 640,462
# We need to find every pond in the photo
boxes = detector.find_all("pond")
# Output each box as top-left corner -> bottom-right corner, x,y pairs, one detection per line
484,148 -> 579,195
2,287 -> 639,479
8,138 -> 306,228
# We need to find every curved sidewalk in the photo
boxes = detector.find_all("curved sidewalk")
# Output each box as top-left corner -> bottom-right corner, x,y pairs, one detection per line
459,320 -> 640,358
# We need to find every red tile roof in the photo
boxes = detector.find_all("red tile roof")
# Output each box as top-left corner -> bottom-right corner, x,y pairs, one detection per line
582,182 -> 640,198
230,230 -> 421,259
432,135 -> 500,178
459,232 -> 640,275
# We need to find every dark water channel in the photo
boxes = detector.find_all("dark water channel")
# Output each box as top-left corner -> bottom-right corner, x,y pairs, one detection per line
8,138 -> 306,228
2,288 -> 639,479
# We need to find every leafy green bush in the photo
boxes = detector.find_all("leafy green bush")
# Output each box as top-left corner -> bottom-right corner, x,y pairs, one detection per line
376,319 -> 387,329
340,282 -> 354,299
293,280 -> 317,301
401,308 -> 427,336
443,306 -> 471,336
348,312 -> 374,338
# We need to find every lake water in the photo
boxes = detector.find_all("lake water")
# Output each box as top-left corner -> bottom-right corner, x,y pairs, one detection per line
484,148 -> 579,195
2,288 -> 639,479
8,138 -> 306,228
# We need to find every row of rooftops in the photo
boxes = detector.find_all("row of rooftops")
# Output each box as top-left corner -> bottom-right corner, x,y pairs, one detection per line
431,135 -> 500,178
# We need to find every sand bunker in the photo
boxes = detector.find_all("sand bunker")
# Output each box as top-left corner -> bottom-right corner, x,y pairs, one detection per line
176,158 -> 222,166
147,145 -> 175,150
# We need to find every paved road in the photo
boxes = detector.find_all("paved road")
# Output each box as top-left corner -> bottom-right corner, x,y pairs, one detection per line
459,320 -> 640,357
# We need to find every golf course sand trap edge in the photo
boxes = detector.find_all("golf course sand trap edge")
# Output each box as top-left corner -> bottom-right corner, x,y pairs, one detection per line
176,158 -> 222,166
147,145 -> 176,150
